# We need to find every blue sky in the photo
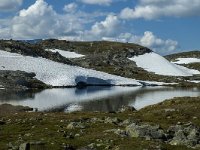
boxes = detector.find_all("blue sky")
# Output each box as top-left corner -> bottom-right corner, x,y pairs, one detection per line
0,0 -> 200,55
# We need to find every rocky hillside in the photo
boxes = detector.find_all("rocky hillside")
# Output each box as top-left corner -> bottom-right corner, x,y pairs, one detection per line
38,39 -> 184,83
0,39 -> 199,87
0,40 -> 72,65
165,51 -> 200,72
165,51 -> 200,61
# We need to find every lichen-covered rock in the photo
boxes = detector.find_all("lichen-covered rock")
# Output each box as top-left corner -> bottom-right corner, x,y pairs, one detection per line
104,117 -> 122,124
168,123 -> 200,147
67,122 -> 86,129
126,123 -> 166,140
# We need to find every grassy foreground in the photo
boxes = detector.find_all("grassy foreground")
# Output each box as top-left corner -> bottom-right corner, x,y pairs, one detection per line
1,97 -> 200,150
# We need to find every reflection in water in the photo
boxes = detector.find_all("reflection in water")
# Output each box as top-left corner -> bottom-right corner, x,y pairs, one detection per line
0,87 -> 200,112
0,90 -> 38,102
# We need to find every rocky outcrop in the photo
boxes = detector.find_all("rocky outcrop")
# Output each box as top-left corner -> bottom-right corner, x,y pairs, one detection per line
168,122 -> 200,147
0,70 -> 48,90
126,123 -> 166,140
165,51 -> 200,61
108,121 -> 200,148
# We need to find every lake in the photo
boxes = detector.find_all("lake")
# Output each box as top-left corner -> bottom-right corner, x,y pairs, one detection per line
0,86 -> 200,112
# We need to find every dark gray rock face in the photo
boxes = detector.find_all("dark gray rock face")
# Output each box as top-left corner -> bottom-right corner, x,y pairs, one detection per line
0,70 -> 48,90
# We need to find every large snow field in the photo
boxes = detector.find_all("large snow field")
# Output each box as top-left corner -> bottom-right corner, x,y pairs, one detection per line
172,58 -> 200,64
46,49 -> 85,58
0,50 -> 141,86
129,52 -> 200,76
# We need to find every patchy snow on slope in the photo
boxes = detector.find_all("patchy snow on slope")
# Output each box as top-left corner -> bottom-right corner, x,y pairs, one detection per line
46,49 -> 84,58
172,58 -> 200,64
138,80 -> 177,86
128,52 -> 200,76
188,80 -> 200,83
0,50 -> 141,86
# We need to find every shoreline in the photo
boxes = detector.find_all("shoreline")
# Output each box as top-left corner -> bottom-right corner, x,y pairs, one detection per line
1,97 -> 200,150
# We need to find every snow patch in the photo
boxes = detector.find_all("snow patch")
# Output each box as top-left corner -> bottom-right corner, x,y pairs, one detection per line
0,50 -> 141,86
65,104 -> 83,113
172,58 -> 200,64
129,52 -> 200,76
46,49 -> 84,58
188,80 -> 200,83
138,80 -> 177,86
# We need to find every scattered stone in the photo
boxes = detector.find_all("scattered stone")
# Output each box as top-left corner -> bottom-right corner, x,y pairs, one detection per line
90,117 -> 103,123
19,143 -> 30,150
164,108 -> 176,112
63,144 -> 76,150
67,122 -> 86,129
104,117 -> 121,124
118,105 -> 136,112
87,143 -> 96,149
126,123 -> 166,140
104,129 -> 127,137
119,119 -> 137,126
168,123 -> 200,148
75,134 -> 80,137
24,133 -> 31,137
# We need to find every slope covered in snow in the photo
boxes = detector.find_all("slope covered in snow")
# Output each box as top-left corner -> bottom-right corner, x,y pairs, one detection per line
46,49 -> 84,58
172,58 -> 200,64
128,52 -> 200,76
0,50 -> 141,86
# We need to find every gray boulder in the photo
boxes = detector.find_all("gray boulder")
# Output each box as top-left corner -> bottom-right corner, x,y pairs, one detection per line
126,123 -> 166,140
168,123 -> 200,147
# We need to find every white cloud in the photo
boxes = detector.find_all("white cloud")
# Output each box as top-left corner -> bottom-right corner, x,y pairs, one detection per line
120,0 -> 200,20
88,14 -> 121,39
0,0 -> 23,12
78,0 -> 112,6
63,3 -> 77,13
3,0 -> 90,39
135,31 -> 179,54
0,0 -> 108,40
0,0 -> 179,55
101,31 -> 179,55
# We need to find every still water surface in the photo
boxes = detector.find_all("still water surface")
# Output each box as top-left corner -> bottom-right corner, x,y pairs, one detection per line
0,86 -> 200,112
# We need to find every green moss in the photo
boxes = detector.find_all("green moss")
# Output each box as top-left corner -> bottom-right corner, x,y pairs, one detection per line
1,97 -> 200,149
